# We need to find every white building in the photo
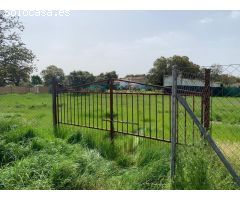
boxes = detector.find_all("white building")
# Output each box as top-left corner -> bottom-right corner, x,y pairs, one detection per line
163,74 -> 221,87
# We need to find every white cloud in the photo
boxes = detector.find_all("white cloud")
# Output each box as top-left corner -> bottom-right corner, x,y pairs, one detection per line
229,11 -> 240,19
135,31 -> 194,46
199,17 -> 213,24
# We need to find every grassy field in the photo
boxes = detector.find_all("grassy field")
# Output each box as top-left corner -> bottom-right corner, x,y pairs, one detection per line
56,92 -> 204,144
0,93 -> 239,189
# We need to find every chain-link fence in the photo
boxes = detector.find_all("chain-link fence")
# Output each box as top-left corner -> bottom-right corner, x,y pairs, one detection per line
209,65 -> 240,179
1,65 -> 240,189
172,65 -> 240,187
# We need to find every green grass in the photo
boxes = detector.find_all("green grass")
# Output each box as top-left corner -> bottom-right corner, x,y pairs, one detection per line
0,93 -> 239,189
57,92 -> 205,144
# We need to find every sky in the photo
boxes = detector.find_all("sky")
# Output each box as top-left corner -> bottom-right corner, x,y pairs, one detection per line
20,10 -> 240,77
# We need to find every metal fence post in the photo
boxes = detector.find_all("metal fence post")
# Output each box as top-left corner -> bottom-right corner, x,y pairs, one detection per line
203,69 -> 211,130
171,65 -> 177,181
52,78 -> 58,130
109,79 -> 115,141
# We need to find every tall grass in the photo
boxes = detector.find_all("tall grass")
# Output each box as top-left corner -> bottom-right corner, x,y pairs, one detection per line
0,94 -> 239,189
0,119 -> 239,189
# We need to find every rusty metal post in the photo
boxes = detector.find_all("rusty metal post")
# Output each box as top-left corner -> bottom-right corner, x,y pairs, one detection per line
109,79 -> 115,141
52,77 -> 58,130
203,69 -> 211,130
171,65 -> 177,182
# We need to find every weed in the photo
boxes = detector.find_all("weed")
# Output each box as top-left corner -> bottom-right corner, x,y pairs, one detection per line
52,161 -> 79,190
31,138 -> 45,151
0,93 -> 239,190
82,134 -> 96,149
67,131 -> 83,144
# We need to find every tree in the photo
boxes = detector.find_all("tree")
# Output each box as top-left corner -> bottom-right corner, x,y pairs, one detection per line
67,70 -> 95,87
147,55 -> 200,85
41,65 -> 65,86
96,71 -> 118,81
209,64 -> 222,82
209,64 -> 240,86
31,75 -> 43,85
0,11 -> 36,86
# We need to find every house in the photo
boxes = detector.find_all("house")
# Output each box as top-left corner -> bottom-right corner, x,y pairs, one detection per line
123,74 -> 147,83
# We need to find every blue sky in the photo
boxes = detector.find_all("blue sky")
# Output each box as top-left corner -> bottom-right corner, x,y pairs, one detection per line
20,11 -> 240,77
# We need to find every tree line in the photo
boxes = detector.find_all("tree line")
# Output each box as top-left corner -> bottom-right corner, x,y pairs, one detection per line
39,65 -> 118,86
1,11 -> 239,88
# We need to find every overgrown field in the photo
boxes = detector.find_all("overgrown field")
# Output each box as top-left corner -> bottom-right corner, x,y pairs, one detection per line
0,93 -> 239,189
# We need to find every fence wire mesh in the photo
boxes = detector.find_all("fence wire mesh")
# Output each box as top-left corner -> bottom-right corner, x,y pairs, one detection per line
0,64 -> 240,189
0,92 -> 53,130
209,65 -> 240,178
174,65 -> 240,187
0,80 -> 173,189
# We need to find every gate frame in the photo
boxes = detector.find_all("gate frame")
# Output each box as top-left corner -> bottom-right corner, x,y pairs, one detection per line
53,78 -> 180,143
52,68 -> 231,185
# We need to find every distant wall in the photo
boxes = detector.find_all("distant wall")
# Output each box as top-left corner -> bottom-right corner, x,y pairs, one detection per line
0,86 -> 49,94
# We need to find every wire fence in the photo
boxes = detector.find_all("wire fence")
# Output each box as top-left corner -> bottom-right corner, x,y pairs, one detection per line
174,65 -> 240,186
209,65 -> 240,179
0,92 -> 52,130
1,64 -> 240,188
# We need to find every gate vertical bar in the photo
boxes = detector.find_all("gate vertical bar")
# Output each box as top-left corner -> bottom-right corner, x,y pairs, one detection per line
109,79 -> 114,141
203,69 -> 211,130
52,78 -> 58,130
171,65 -> 177,181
